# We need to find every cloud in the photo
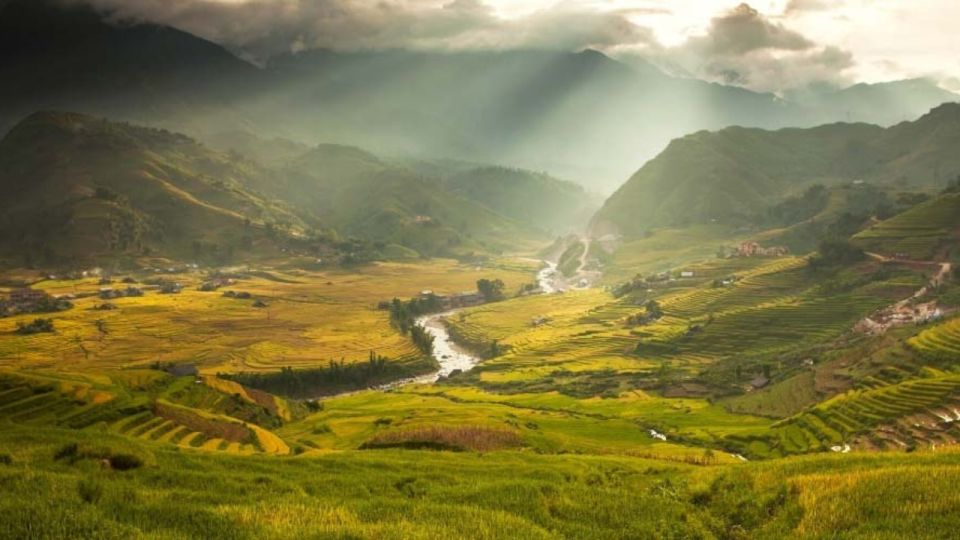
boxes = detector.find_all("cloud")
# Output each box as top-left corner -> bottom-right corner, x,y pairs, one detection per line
685,3 -> 813,56
69,0 -> 656,59
784,0 -> 831,15
632,3 -> 856,93
65,0 -> 860,93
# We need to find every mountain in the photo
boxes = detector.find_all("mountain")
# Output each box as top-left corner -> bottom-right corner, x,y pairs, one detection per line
263,48 -> 800,192
0,113 -> 560,265
201,130 -> 594,243
0,112 -> 303,267
790,79 -> 959,127
440,167 -> 599,235
0,0 -> 261,135
258,145 -> 549,257
593,103 -> 960,238
204,131 -> 311,169
1,1 -> 955,194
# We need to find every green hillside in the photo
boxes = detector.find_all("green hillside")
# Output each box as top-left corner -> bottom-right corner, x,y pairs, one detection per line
0,112 -> 303,266
264,145 -> 549,258
442,166 -> 598,234
595,103 -> 960,238
0,114 -> 562,264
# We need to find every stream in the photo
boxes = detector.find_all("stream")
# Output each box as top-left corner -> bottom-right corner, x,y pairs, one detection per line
410,260 -> 561,383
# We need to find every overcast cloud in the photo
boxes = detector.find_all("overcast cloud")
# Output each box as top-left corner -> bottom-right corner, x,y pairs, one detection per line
67,0 -> 959,94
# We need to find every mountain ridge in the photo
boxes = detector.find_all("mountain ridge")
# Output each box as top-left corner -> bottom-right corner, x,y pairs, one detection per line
2,0 -> 955,193
593,103 -> 960,237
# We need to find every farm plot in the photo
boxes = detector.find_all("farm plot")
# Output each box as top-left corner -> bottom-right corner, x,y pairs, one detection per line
0,259 -> 534,374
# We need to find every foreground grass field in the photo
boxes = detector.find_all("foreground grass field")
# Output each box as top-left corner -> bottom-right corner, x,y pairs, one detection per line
2,424 -> 960,539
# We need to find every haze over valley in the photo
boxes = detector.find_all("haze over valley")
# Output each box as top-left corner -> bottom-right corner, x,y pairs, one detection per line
2,1 -> 960,538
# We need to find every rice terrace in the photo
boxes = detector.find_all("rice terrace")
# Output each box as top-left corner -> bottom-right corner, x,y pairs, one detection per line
3,1 -> 960,538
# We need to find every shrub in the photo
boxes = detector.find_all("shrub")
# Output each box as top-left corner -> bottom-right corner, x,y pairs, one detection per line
78,477 -> 104,504
15,318 -> 55,335
108,454 -> 143,471
54,442 -> 144,471
361,425 -> 523,452
0,453 -> 11,466
54,442 -> 79,461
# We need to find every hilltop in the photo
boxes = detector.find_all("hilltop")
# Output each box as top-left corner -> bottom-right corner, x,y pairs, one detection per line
594,103 -> 960,237
0,0 -> 261,136
0,112 -> 302,267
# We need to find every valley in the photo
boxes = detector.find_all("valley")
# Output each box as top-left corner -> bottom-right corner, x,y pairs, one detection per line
2,103 -> 960,536
2,1 -> 960,537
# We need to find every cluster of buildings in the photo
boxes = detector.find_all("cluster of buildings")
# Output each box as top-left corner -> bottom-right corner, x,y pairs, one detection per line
0,287 -> 70,317
731,242 -> 790,258
99,286 -> 144,300
418,290 -> 484,310
198,277 -> 236,292
855,301 -> 945,336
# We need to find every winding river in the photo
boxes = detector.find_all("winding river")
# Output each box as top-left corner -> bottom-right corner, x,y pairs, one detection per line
410,260 -> 560,383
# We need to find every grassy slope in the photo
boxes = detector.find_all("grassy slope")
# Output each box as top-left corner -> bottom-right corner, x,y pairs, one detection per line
2,424 -> 960,538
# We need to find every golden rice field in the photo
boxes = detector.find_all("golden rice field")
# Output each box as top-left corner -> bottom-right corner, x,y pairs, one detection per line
0,259 -> 536,374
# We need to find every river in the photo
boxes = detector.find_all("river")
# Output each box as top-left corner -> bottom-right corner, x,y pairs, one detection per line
410,260 -> 560,383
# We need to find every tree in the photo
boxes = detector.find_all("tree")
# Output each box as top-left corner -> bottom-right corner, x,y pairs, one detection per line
645,300 -> 663,320
16,318 -> 55,335
809,237 -> 865,271
477,278 -> 505,302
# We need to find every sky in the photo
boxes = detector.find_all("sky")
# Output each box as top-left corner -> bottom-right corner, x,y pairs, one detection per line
75,0 -> 960,94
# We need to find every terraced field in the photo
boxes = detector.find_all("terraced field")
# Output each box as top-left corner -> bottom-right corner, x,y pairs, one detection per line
908,316 -> 960,360
0,371 -> 290,455
601,225 -> 744,284
631,257 -> 908,368
854,192 -> 960,259
730,374 -> 960,457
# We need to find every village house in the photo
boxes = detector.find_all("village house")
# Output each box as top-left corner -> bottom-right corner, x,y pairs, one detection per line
531,315 -> 551,327
158,282 -> 183,294
857,301 -> 945,336
198,277 -> 235,292
1,287 -> 71,317
167,363 -> 198,377
417,290 -> 485,310
10,287 -> 49,307
99,286 -> 144,300
99,288 -> 119,300
733,242 -> 789,258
